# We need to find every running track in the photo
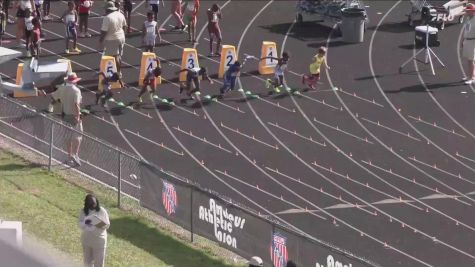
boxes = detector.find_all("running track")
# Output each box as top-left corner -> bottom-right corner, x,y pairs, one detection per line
2,1 -> 475,266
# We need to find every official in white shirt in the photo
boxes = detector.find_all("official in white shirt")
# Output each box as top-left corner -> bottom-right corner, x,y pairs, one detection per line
78,194 -> 110,267
462,4 -> 475,84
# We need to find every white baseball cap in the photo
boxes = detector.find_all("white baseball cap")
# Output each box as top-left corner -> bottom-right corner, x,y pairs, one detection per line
248,256 -> 263,266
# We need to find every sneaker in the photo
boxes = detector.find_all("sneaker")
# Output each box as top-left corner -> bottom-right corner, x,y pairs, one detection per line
265,79 -> 271,88
152,94 -> 159,99
47,103 -> 54,113
42,15 -> 50,21
79,32 -> 86,38
25,51 -> 31,58
65,49 -> 70,54
274,87 -> 281,93
7,19 -> 15,24
138,97 -> 143,103
72,155 -> 81,166
74,47 -> 81,53
214,52 -> 221,57
465,79 -> 474,85
208,53 -> 214,57
85,32 -> 92,38
181,25 -> 188,32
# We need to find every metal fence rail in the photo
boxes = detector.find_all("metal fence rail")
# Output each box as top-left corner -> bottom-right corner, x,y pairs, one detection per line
0,96 -> 379,267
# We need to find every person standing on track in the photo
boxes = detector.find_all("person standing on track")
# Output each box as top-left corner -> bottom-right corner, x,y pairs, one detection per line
3,0 -> 13,24
61,1 -> 81,54
23,8 -> 34,57
147,0 -> 163,22
142,11 -> 161,52
171,0 -> 186,30
42,0 -> 50,20
184,0 -> 199,43
462,4 -> 475,84
302,47 -> 330,90
207,4 -> 222,57
99,1 -> 127,85
261,51 -> 290,93
78,0 -> 93,38
123,0 -> 132,33
15,0 -> 35,48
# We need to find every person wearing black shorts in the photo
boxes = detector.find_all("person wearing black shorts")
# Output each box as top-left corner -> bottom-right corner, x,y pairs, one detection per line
177,67 -> 213,97
123,0 -> 132,33
42,0 -> 50,20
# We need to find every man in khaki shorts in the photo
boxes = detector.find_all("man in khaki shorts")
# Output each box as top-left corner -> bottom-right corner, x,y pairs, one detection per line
99,1 -> 126,84
462,4 -> 475,84
51,72 -> 83,166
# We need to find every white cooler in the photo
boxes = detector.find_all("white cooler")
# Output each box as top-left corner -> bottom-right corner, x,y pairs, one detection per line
415,25 -> 439,47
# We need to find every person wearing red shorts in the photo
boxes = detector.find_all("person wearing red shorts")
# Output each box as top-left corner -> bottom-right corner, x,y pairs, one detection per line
137,59 -> 162,103
184,0 -> 199,43
207,4 -> 222,57
171,0 -> 185,30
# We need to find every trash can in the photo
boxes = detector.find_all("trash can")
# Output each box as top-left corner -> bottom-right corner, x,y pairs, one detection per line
340,8 -> 366,43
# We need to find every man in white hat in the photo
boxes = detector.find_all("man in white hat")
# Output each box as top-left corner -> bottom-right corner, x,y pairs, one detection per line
462,3 -> 475,84
99,1 -> 126,84
50,72 -> 83,166
248,256 -> 263,267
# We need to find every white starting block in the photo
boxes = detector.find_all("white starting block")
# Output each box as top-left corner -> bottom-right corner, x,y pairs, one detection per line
415,25 -> 439,47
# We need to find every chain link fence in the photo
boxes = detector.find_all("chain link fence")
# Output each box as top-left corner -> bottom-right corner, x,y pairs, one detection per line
0,95 -> 379,267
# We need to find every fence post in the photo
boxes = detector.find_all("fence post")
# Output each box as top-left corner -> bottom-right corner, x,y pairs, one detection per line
117,151 -> 122,208
190,187 -> 194,242
48,123 -> 54,172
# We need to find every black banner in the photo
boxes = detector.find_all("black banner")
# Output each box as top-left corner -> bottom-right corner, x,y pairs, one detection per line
139,163 -> 192,231
191,188 -> 272,261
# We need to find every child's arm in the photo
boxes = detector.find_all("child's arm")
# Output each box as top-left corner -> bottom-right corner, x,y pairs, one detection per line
259,56 -> 279,61
74,10 -> 78,26
141,22 -> 146,40
155,24 -> 161,43
323,57 -> 330,70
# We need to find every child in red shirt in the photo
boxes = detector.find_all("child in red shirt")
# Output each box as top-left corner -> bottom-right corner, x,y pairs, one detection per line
30,17 -> 41,57
78,0 -> 92,37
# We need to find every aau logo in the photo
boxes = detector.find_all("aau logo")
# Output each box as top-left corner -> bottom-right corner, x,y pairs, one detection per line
270,232 -> 288,267
162,180 -> 177,216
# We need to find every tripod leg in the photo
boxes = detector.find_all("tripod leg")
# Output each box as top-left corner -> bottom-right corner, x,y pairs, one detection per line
429,48 -> 445,67
427,50 -> 435,75
400,48 -> 426,72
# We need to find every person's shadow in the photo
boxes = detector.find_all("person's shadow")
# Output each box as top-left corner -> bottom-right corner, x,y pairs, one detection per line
385,81 -> 465,93
108,217 -> 236,267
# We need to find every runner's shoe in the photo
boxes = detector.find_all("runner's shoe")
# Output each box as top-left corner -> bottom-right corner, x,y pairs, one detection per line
72,155 -> 81,166
47,103 -> 54,113
85,32 -> 92,38
265,79 -> 271,88
73,47 -> 81,53
152,94 -> 159,99
65,49 -> 70,54
274,86 -> 281,93
7,18 -> 15,24
138,97 -> 143,103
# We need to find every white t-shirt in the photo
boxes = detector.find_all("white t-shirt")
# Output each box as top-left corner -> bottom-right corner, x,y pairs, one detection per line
275,63 -> 287,76
464,17 -> 475,39
52,83 -> 82,116
101,11 -> 127,41
25,16 -> 34,31
149,0 -> 160,5
20,0 -> 33,10
144,20 -> 157,37
78,207 -> 110,237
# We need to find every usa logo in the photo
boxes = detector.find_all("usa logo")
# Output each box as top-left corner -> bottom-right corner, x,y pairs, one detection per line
270,232 -> 288,267
162,180 -> 177,216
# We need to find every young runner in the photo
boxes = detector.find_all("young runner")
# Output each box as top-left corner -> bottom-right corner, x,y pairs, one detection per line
147,0 -> 164,22
123,0 -> 132,33
137,59 -> 162,103
184,0 -> 199,43
142,11 -> 161,52
96,71 -> 120,107
302,47 -> 330,90
30,17 -> 41,57
177,67 -> 213,97
24,8 -> 34,57
207,4 -> 222,56
61,1 -> 80,54
171,0 -> 186,30
261,51 -> 290,93
220,61 -> 242,95
42,0 -> 50,20
78,0 -> 92,37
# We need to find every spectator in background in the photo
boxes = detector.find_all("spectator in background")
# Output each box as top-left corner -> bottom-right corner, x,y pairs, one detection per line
33,0 -> 42,20
462,4 -> 475,84
123,0 -> 132,33
184,0 -> 199,43
286,260 -> 297,267
42,0 -> 50,20
99,1 -> 127,85
61,1 -> 81,54
171,0 -> 185,30
147,0 -> 164,22
207,3 -> 222,57
3,0 -> 14,24
248,256 -> 263,267
78,194 -> 110,267
50,72 -> 83,166
23,8 -> 34,57
78,0 -> 93,37
142,11 -> 160,52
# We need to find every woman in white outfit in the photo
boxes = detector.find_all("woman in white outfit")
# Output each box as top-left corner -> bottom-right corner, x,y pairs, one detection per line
462,4 -> 475,84
78,194 -> 110,267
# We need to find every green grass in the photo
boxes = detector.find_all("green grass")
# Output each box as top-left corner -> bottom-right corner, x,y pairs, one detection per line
0,149 -> 241,267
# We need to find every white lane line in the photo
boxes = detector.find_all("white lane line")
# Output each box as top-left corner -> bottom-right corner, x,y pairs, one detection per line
334,87 -> 384,107
361,117 -> 421,142
267,122 -> 326,147
407,115 -> 466,138
220,121 -> 278,150
408,156 -> 475,186
124,129 -> 184,156
313,117 -> 373,144
172,125 -> 233,154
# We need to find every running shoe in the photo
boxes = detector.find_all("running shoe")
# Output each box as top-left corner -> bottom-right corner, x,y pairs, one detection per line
181,25 -> 188,32
73,47 -> 81,53
138,97 -> 143,103
274,86 -> 281,93
47,103 -> 54,113
265,79 -> 271,88
7,19 -> 15,24
152,94 -> 159,99
42,15 -> 50,21
65,49 -> 70,54
72,155 -> 81,166
465,79 -> 474,85
85,32 -> 92,38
